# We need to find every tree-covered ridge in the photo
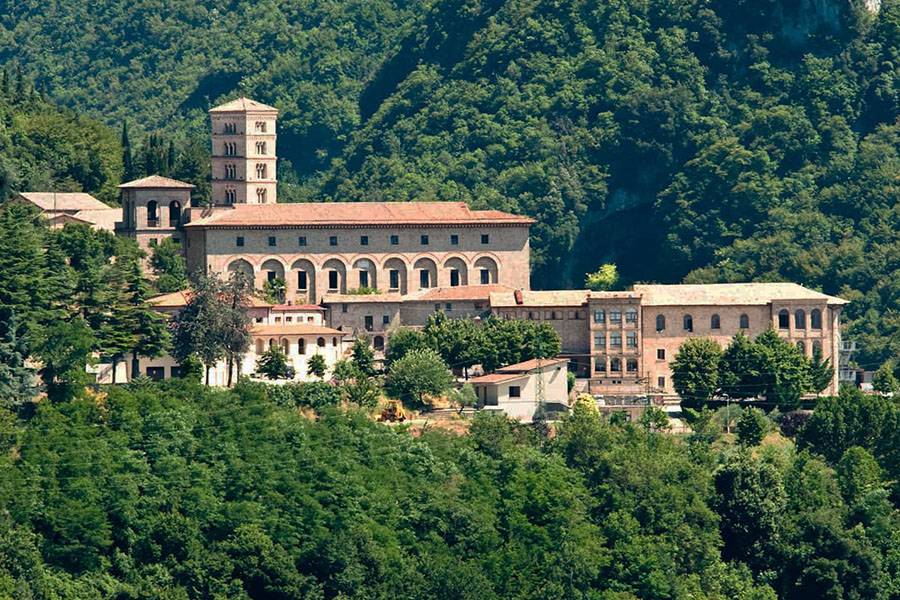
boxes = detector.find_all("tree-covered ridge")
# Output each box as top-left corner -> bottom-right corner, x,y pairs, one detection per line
5,381 -> 900,599
10,0 -> 900,365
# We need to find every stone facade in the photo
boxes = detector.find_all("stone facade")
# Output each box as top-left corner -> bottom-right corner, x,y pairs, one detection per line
209,98 -> 278,206
115,175 -> 194,254
491,283 -> 846,398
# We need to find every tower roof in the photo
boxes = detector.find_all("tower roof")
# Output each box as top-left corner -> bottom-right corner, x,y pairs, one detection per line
118,175 -> 195,189
209,97 -> 278,113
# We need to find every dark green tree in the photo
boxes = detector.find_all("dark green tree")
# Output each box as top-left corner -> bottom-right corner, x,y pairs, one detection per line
351,335 -> 376,376
34,317 -> 95,402
0,309 -> 37,406
307,354 -> 327,379
736,407 -> 770,447
170,272 -> 225,385
256,347 -> 290,380
386,348 -> 453,409
671,337 -> 723,416
149,237 -> 188,293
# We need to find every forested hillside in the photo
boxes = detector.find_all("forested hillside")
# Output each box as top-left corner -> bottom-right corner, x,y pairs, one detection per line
7,0 -> 900,364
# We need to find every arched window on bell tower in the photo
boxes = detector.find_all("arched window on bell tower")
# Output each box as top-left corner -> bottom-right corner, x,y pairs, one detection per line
256,163 -> 267,179
225,188 -> 236,204
256,188 -> 267,203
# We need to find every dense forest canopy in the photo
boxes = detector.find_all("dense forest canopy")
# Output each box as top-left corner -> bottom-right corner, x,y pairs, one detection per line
6,0 -> 900,365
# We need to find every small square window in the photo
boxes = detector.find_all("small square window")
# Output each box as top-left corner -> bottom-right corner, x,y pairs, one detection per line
657,349 -> 665,360
360,235 -> 369,246
383,315 -> 390,325
298,236 -> 307,247
390,235 -> 399,245
342,303 -> 348,313
658,377 -> 666,388
434,303 -> 441,312
509,386 -> 521,398
268,236 -> 276,247
329,236 -> 338,246
450,234 -> 459,245
445,303 -> 452,311
236,236 -> 244,247
421,234 -> 429,245
481,234 -> 489,244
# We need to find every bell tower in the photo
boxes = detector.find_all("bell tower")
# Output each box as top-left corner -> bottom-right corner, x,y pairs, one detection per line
209,97 -> 278,205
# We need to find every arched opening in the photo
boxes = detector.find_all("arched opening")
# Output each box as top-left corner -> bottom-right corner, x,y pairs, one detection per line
811,309 -> 823,329
383,258 -> 408,294
146,200 -> 158,226
795,309 -> 806,329
299,339 -> 306,355
256,163 -> 267,179
778,309 -> 790,329
656,314 -> 665,331
374,336 -> 385,351
317,337 -> 325,348
322,258 -> 347,294
260,258 -> 285,285
225,164 -> 236,179
610,357 -> 622,372
413,257 -> 438,290
812,340 -> 822,356
352,258 -> 377,290
332,337 -> 337,347
268,338 -> 276,349
225,188 -> 236,204
281,339 -> 290,354
256,141 -> 267,154
256,339 -> 265,354
626,358 -> 638,373
291,259 -> 316,303
797,341 -> 806,355
256,188 -> 267,203
683,314 -> 693,332
710,314 -> 720,329
255,121 -> 267,133
168,200 -> 181,227
474,256 -> 499,285
740,314 -> 750,329
227,259 -> 254,284
443,257 -> 469,287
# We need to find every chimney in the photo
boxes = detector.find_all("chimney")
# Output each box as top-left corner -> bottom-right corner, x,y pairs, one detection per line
514,289 -> 524,305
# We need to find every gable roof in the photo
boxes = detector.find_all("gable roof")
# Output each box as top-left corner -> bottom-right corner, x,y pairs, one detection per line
408,284 -> 515,302
184,202 -> 534,228
489,289 -> 591,308
250,324 -> 343,336
118,175 -> 195,189
17,192 -> 111,212
320,292 -> 404,304
496,358 -> 569,373
209,97 -> 278,113
469,372 -> 530,384
147,290 -> 271,309
632,283 -> 849,306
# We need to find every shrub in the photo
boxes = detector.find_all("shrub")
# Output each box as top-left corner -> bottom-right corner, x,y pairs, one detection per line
779,410 -> 812,438
737,407 -> 771,447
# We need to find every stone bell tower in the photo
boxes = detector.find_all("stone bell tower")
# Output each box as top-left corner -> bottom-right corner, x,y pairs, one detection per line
209,97 -> 278,206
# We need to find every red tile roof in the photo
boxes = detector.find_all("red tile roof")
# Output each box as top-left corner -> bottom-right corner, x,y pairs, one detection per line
409,284 -> 516,301
468,372 -> 529,384
147,290 -> 271,308
270,304 -> 325,311
209,97 -> 278,113
496,358 -> 569,373
119,175 -> 196,189
184,202 -> 535,228
251,324 -> 343,336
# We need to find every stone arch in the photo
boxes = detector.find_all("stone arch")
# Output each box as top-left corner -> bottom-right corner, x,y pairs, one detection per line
168,200 -> 181,226
474,256 -> 499,285
352,257 -> 378,290
413,257 -> 438,290
291,258 -> 316,303
299,338 -> 307,355
374,335 -> 385,351
383,257 -> 409,294
778,309 -> 790,328
255,339 -> 265,354
146,200 -> 158,224
795,309 -> 806,329
322,258 -> 347,294
281,338 -> 290,354
443,256 -> 469,287
260,258 -> 285,286
227,258 -> 254,283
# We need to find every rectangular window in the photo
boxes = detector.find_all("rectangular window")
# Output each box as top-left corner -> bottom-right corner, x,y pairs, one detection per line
170,366 -> 183,378
329,236 -> 338,246
594,333 -> 605,348
383,315 -> 390,325
420,270 -> 430,288
593,309 -> 605,323
298,236 -> 307,247
268,236 -> 276,247
610,333 -> 622,348
364,316 -> 373,332
421,234 -> 429,245
274,316 -> 282,324
626,332 -> 637,348
267,271 -> 277,282
146,367 -> 165,381
390,235 -> 399,245
658,376 -> 666,388
481,234 -> 489,244
450,270 -> 460,287
625,309 -> 638,323
509,386 -> 521,398
445,303 -> 452,312
329,270 -> 339,290
450,234 -> 459,245
341,303 -> 348,313
236,236 -> 244,247
360,235 -> 369,246
297,271 -> 308,291
610,309 -> 622,323
657,349 -> 665,360
594,360 -> 606,373
480,269 -> 490,285
434,303 -> 441,312
389,269 -> 400,289
359,271 -> 369,288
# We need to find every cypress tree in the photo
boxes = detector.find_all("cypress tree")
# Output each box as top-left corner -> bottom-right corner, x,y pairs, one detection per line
121,121 -> 135,181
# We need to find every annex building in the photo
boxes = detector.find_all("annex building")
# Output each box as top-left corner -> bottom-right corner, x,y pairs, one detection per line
79,96 -> 847,395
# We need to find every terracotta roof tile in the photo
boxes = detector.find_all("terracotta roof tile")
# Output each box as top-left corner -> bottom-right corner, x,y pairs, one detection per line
320,293 -> 404,304
251,324 -> 343,336
119,175 -> 195,189
209,97 -> 278,113
184,202 -> 534,228
17,192 -> 111,212
408,284 -> 515,301
632,283 -> 849,306
469,372 -> 529,384
270,304 -> 325,311
496,358 -> 569,373
489,290 -> 591,307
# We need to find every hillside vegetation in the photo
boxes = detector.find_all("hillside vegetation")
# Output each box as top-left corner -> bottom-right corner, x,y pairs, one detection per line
6,0 -> 900,365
